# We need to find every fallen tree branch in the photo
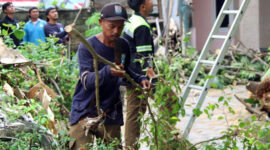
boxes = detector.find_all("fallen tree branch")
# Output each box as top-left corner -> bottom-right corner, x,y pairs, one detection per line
0,137 -> 20,141
234,94 -> 262,116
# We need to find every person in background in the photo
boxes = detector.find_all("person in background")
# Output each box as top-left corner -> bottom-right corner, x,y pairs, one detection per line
23,7 -> 47,45
0,2 -> 22,47
44,7 -> 73,44
123,0 -> 155,149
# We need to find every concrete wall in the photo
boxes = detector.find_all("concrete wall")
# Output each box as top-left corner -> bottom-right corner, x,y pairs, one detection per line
239,0 -> 260,50
238,0 -> 270,51
94,0 -> 127,10
192,0 -> 213,50
0,9 -> 92,51
259,0 -> 270,50
192,0 -> 270,51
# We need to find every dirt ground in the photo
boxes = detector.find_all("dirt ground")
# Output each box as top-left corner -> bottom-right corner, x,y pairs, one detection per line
121,85 -> 254,149
177,85 -> 252,144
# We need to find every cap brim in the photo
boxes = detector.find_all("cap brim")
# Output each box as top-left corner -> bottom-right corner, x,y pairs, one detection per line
103,16 -> 127,21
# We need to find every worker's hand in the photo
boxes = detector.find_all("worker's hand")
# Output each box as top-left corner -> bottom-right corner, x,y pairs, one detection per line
67,24 -> 75,38
141,80 -> 151,90
146,67 -> 156,79
110,64 -> 125,77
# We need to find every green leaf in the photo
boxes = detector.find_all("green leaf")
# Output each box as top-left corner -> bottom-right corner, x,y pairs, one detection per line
181,109 -> 185,117
170,130 -> 179,135
51,0 -> 58,6
205,75 -> 214,80
218,96 -> 224,102
218,116 -> 224,120
239,122 -> 245,128
85,13 -> 101,26
1,29 -> 8,36
228,106 -> 235,114
211,76 -> 224,89
183,36 -> 190,42
61,3 -> 66,8
14,30 -> 25,40
210,83 -> 217,88
204,109 -> 208,114
193,108 -> 203,117
251,115 -> 257,121
186,46 -> 195,56
170,116 -> 179,121
3,23 -> 16,30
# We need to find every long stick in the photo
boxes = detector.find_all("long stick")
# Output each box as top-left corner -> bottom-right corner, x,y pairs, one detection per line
93,57 -> 107,138
234,94 -> 262,116
93,58 -> 101,115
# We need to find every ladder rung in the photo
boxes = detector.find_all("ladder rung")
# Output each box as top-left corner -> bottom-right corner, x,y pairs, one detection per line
223,10 -> 239,15
211,35 -> 227,39
189,85 -> 204,90
200,60 -> 215,65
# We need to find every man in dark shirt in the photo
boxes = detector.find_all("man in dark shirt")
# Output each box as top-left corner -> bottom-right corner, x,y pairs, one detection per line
69,3 -> 151,149
123,0 -> 156,149
44,7 -> 72,44
0,2 -> 21,47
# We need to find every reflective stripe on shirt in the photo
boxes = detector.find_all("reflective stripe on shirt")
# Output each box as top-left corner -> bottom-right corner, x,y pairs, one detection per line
136,45 -> 152,52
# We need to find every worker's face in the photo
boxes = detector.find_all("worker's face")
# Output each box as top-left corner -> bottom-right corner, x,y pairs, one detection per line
47,9 -> 58,21
142,0 -> 153,14
99,19 -> 124,42
30,9 -> 39,20
4,4 -> 15,14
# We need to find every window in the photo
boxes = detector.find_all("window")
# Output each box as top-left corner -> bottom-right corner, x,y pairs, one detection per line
216,0 -> 229,28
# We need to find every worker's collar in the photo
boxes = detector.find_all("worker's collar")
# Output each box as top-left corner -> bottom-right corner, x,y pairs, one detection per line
134,12 -> 149,24
135,12 -> 144,18
5,15 -> 16,22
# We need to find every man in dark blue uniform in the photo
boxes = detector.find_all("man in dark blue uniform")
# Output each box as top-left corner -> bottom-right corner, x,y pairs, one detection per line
44,7 -> 72,44
0,2 -> 21,47
69,3 -> 151,149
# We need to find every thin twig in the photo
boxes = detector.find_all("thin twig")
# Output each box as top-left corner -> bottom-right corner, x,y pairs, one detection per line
229,51 -> 237,63
187,130 -> 239,150
73,0 -> 86,25
49,77 -> 70,116
29,138 -> 32,150
152,57 -> 160,75
146,99 -> 159,150
33,65 -> 43,83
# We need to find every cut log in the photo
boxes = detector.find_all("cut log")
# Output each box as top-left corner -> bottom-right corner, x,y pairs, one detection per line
246,81 -> 260,95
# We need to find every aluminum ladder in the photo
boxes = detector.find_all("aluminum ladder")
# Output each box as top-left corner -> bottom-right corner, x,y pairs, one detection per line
180,0 -> 251,138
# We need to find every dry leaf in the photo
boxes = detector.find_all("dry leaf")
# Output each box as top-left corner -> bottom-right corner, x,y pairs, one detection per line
14,88 -> 26,99
0,38 -> 29,64
42,90 -> 51,110
41,89 -> 58,134
3,83 -> 14,97
27,82 -> 57,99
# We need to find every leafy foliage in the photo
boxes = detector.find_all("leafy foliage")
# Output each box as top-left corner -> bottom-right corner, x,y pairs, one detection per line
85,13 -> 102,37
1,12 -> 270,150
